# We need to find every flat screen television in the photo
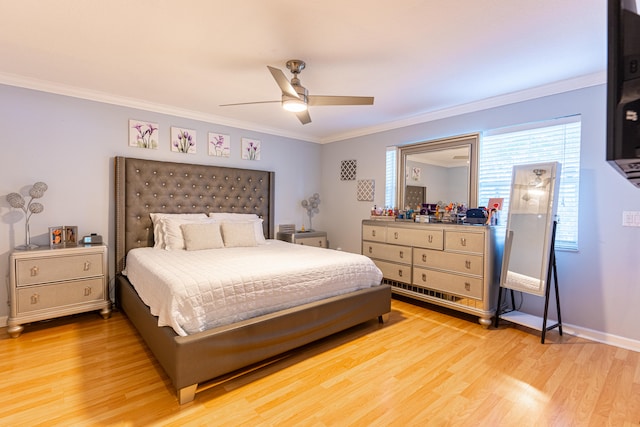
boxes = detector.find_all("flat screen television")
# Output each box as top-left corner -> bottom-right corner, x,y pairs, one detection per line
607,0 -> 640,187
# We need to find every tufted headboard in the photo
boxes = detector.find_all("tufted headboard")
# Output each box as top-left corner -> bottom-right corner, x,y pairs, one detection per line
114,156 -> 275,273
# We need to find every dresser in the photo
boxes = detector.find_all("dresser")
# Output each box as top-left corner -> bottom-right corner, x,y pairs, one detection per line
276,230 -> 327,248
362,220 -> 502,327
7,245 -> 111,337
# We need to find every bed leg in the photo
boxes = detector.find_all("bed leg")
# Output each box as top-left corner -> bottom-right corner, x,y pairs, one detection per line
378,313 -> 390,324
178,384 -> 198,404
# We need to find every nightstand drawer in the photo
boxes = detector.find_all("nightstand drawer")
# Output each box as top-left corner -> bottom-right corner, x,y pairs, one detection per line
295,235 -> 327,247
15,253 -> 104,286
17,277 -> 105,313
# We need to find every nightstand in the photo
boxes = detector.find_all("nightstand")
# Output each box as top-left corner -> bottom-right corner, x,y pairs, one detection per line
276,230 -> 328,248
7,244 -> 111,338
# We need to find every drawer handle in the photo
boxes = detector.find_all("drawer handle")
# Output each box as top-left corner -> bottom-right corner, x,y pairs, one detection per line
83,261 -> 91,271
428,235 -> 433,243
460,237 -> 467,246
318,240 -> 323,246
465,260 -> 471,269
394,232 -> 399,240
84,287 -> 92,296
398,270 -> 403,277
399,250 -> 404,259
30,293 -> 40,304
465,282 -> 471,291
372,230 -> 376,237
368,246 -> 373,254
422,254 -> 427,262
30,266 -> 39,277
421,273 -> 427,282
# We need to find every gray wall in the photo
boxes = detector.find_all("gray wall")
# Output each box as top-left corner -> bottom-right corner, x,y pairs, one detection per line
318,85 -> 640,348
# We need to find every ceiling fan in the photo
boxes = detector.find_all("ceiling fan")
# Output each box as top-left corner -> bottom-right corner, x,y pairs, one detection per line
220,60 -> 374,125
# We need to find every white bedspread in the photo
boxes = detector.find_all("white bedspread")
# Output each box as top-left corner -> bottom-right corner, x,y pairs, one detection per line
124,240 -> 383,336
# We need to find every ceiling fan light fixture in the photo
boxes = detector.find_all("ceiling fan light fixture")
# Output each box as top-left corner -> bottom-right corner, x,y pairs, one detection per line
282,95 -> 307,112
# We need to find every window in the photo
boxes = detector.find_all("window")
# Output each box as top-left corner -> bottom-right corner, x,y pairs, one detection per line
479,116 -> 581,250
385,146 -> 397,208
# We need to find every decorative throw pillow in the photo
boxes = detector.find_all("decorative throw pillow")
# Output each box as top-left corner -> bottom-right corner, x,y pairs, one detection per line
208,213 -> 266,244
149,213 -> 207,249
220,222 -> 258,247
180,222 -> 224,251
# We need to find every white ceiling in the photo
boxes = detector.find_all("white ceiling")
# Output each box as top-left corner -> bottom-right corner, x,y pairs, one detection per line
0,0 -> 606,144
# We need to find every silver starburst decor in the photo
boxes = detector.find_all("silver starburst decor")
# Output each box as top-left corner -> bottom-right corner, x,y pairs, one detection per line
6,182 -> 48,250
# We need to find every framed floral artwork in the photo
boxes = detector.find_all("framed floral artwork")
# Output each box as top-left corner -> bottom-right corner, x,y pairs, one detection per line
171,127 -> 196,154
129,120 -> 158,149
208,132 -> 230,157
241,137 -> 260,160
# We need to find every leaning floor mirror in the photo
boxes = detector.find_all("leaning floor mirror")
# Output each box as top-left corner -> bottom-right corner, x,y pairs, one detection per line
500,161 -> 561,297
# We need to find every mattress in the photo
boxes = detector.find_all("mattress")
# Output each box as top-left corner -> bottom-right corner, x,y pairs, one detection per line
123,240 -> 383,336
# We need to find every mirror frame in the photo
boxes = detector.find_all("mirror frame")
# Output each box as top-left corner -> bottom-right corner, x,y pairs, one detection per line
397,133 -> 479,210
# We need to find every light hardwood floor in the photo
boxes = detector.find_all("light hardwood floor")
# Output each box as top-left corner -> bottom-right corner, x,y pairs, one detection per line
1,297 -> 639,426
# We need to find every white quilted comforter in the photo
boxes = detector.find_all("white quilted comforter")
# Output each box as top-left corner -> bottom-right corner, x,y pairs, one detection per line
124,240 -> 383,336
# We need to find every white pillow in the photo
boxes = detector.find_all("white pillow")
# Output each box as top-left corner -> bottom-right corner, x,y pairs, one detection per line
149,213 -> 207,249
208,213 -> 266,244
180,222 -> 224,251
220,222 -> 258,247
163,217 -> 218,250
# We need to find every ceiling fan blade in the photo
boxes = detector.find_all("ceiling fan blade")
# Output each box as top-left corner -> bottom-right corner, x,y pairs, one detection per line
267,66 -> 299,99
296,110 -> 311,125
219,100 -> 280,107
308,95 -> 374,106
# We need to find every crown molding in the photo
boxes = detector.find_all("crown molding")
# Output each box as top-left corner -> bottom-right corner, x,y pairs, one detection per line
0,70 -> 605,145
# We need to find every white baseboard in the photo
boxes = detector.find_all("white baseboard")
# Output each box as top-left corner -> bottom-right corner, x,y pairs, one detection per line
561,323 -> 640,353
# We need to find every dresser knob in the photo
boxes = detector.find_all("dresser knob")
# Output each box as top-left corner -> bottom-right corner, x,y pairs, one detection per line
460,237 -> 467,246
465,282 -> 471,291
422,254 -> 427,262
84,287 -> 92,296
421,273 -> 427,282
465,260 -> 471,269
30,293 -> 40,304
371,230 -> 376,237
368,246 -> 373,254
83,261 -> 91,271
428,235 -> 433,243
398,270 -> 403,277
399,251 -> 404,259
394,232 -> 399,239
30,266 -> 39,277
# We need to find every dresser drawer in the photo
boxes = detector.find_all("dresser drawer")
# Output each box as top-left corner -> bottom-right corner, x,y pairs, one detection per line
413,267 -> 483,300
15,253 -> 104,286
363,242 -> 412,264
16,278 -> 105,314
413,248 -> 483,276
362,224 -> 387,242
411,228 -> 444,250
373,260 -> 412,283
385,227 -> 415,246
444,231 -> 484,253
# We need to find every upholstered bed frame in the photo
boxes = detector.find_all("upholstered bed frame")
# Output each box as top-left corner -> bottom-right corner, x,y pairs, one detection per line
114,156 -> 391,404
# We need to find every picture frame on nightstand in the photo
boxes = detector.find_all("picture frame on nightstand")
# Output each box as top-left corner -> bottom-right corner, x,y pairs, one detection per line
49,226 -> 64,248
49,225 -> 78,248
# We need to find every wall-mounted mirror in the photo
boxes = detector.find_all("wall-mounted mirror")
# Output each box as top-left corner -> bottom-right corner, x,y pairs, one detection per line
397,133 -> 479,211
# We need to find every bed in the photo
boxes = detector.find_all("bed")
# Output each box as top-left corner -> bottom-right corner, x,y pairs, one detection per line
114,156 -> 391,404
